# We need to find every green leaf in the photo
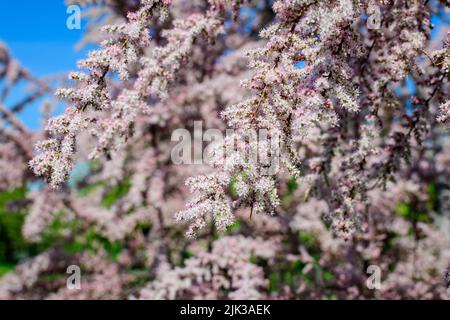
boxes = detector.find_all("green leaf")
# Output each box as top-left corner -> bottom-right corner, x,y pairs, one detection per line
0,187 -> 27,205
104,241 -> 123,261
284,272 -> 295,286
321,294 -> 338,300
395,202 -> 431,223
395,202 -> 411,218
63,241 -> 84,254
228,178 -> 238,197
102,179 -> 131,208
323,271 -> 334,282
0,187 -> 30,263
287,178 -> 298,194
298,231 -> 315,246
427,183 -> 439,211
78,182 -> 103,197
0,263 -> 15,277
226,220 -> 241,233
269,273 -> 281,292
249,255 -> 258,264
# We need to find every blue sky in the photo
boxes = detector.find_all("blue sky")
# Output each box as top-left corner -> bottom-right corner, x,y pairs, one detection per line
0,2 -> 86,75
0,2 -> 448,130
0,1 -> 89,129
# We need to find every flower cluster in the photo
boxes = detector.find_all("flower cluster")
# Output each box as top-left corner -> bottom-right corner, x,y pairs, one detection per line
0,0 -> 448,301
137,236 -> 278,299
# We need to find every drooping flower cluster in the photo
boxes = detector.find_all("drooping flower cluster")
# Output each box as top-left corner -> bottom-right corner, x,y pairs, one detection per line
0,0 -> 448,300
